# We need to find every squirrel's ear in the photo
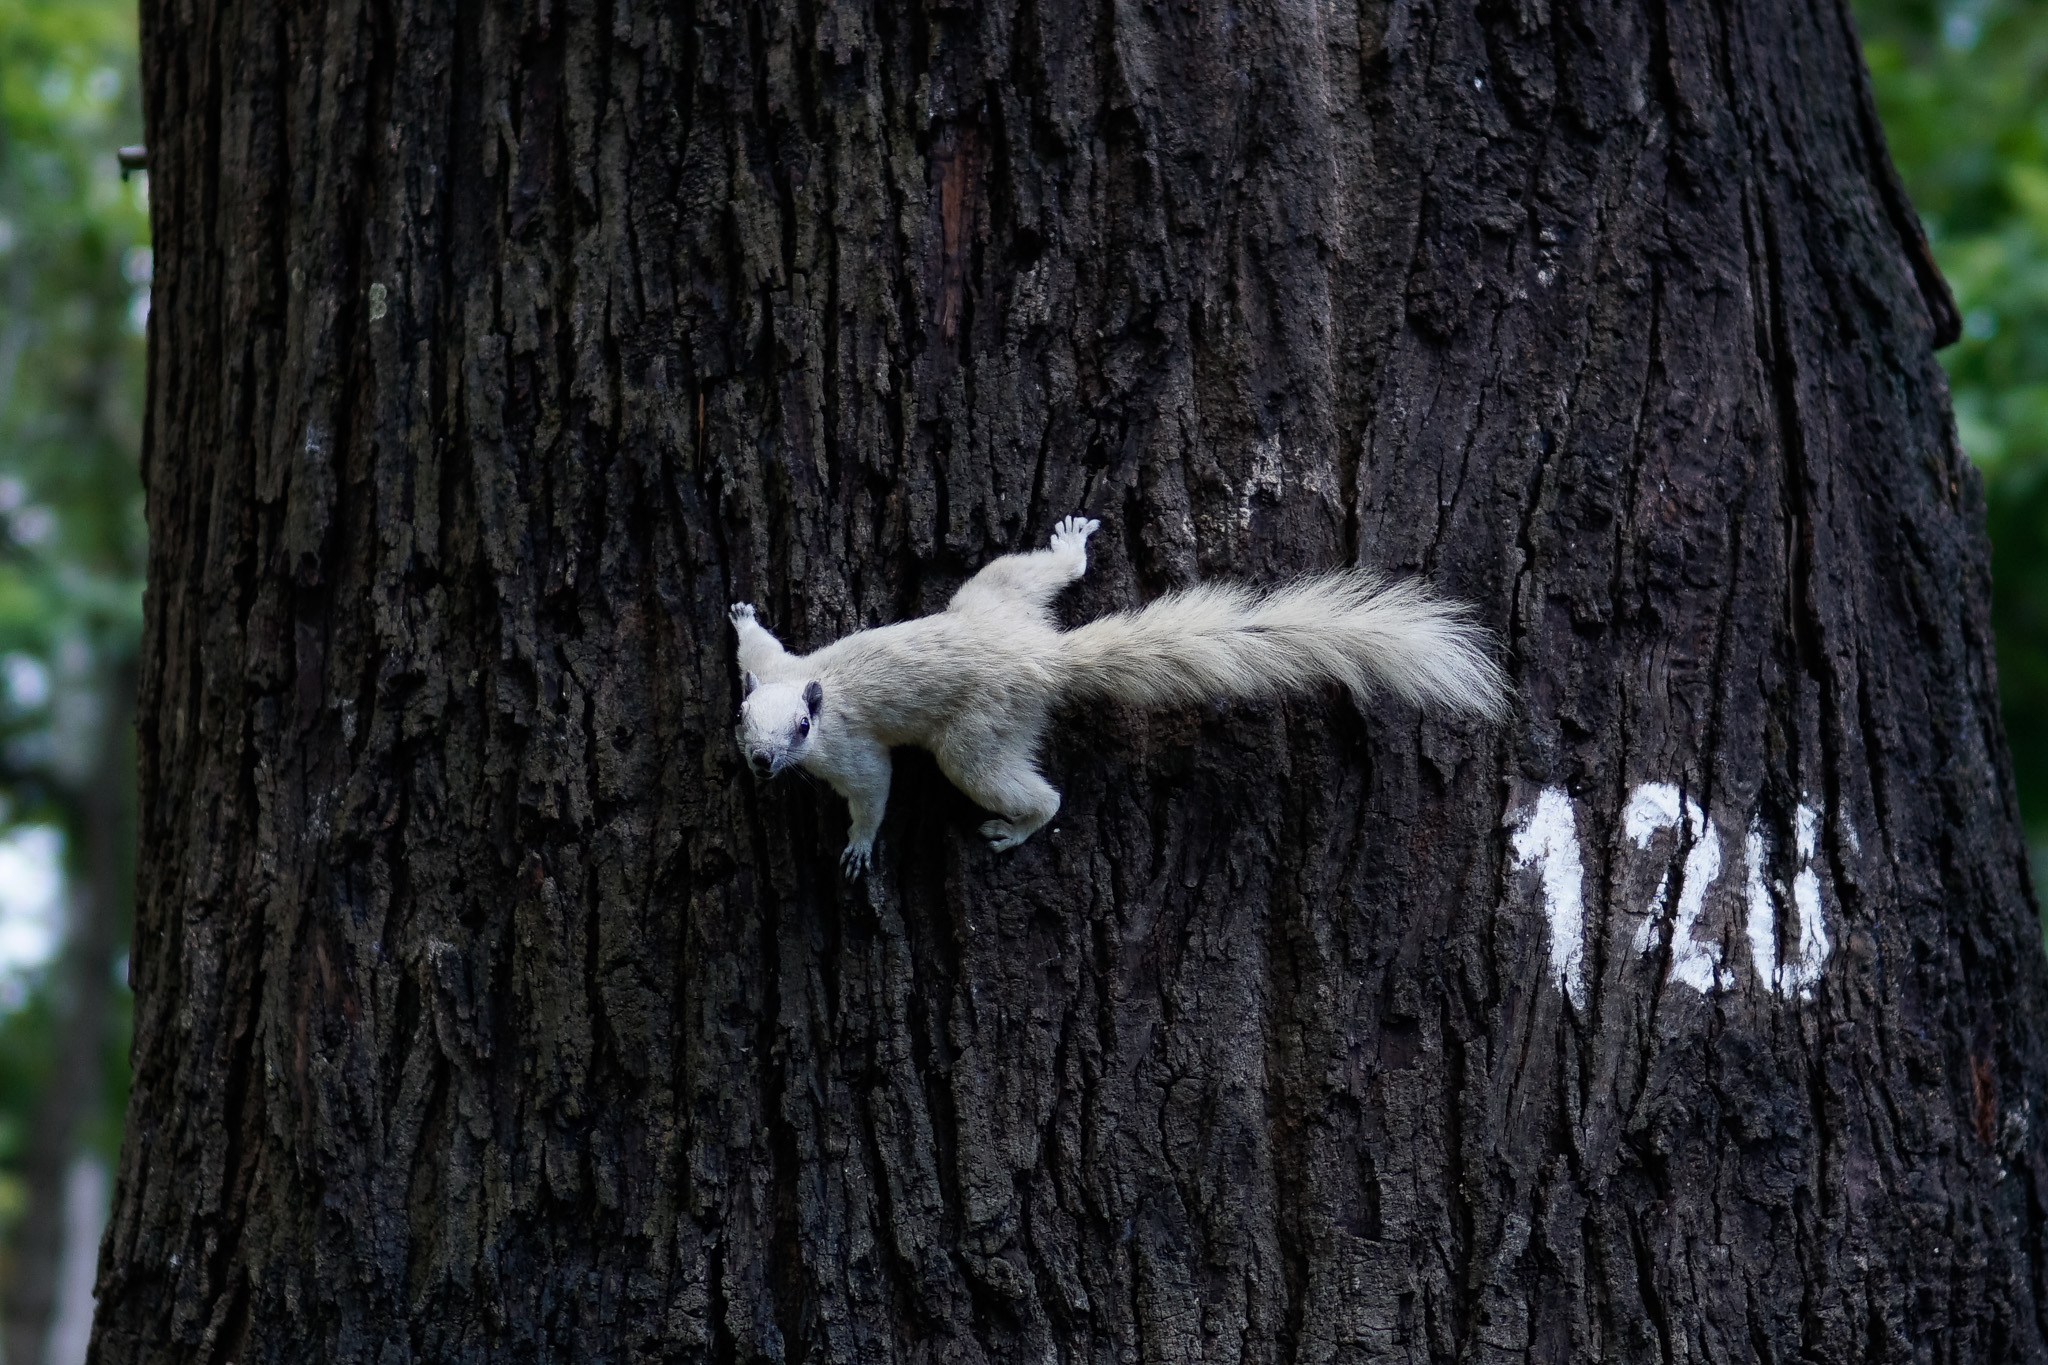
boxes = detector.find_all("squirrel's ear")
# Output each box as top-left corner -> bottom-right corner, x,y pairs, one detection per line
743,672 -> 759,697
804,680 -> 824,716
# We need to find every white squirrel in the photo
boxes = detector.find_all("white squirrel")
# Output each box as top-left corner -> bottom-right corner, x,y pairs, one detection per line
733,515 -> 1509,875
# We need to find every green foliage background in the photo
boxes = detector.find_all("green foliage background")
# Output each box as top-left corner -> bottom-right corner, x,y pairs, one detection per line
1859,0 -> 2048,857
0,0 -> 146,1255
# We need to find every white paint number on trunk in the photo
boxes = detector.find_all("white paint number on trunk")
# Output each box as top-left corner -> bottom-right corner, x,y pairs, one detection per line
1509,787 -> 1588,1010
1622,782 -> 1729,992
1509,785 -> 1840,1005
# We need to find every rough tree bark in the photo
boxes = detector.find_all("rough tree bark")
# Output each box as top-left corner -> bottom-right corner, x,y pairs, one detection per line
93,0 -> 2048,1360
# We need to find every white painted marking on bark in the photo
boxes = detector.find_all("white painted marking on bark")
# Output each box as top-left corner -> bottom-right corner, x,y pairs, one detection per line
1744,819 -> 1777,988
1781,804 -> 1831,998
1623,781 -> 1728,992
1624,783 -> 1681,951
1670,816 -> 1725,993
1741,803 -> 1835,998
1510,787 -> 1587,1009
1623,781 -> 1683,840
1510,785 -> 1844,1006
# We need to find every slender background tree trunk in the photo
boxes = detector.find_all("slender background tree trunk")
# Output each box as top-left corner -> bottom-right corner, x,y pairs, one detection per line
12,663 -> 133,1365
93,0 -> 2048,1360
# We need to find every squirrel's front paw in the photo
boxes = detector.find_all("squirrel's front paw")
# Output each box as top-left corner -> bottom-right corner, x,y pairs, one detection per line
729,602 -> 757,628
840,839 -> 874,879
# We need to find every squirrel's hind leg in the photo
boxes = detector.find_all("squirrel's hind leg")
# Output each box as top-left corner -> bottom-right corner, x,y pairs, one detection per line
936,735 -> 1061,853
947,515 -> 1099,615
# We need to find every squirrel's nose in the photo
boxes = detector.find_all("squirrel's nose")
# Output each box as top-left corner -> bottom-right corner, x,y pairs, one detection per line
750,753 -> 772,776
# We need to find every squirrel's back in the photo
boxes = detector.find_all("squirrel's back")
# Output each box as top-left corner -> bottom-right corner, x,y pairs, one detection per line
811,610 -> 1066,745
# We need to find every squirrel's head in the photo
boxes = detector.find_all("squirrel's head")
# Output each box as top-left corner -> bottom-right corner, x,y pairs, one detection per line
737,675 -> 824,777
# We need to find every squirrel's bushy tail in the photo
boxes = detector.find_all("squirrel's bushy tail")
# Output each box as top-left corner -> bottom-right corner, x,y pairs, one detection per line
1057,571 -> 1510,719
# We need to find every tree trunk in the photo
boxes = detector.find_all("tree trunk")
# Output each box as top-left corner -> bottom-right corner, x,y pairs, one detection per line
94,0 -> 2048,1361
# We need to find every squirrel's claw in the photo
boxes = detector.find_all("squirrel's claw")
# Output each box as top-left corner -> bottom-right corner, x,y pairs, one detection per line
840,840 -> 874,879
729,602 -> 757,627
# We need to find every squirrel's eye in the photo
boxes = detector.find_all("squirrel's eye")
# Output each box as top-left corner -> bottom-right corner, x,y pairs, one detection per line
797,718 -> 810,737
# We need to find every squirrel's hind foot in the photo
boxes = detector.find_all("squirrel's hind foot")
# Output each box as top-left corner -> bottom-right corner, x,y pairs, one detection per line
979,818 -> 1041,853
1050,515 -> 1100,553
